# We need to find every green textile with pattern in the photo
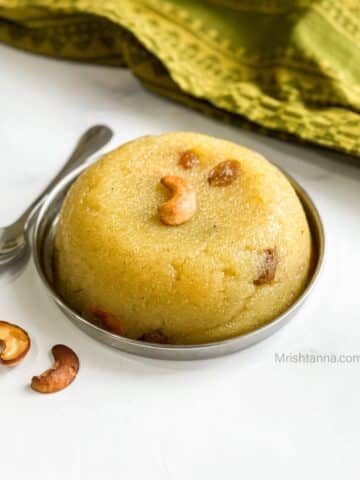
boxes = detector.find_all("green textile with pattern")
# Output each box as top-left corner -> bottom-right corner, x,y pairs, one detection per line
1,0 -> 360,157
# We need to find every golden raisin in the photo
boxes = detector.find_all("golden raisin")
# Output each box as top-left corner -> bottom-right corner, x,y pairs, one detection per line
208,160 -> 241,186
178,150 -> 199,169
139,329 -> 168,344
92,307 -> 124,336
254,248 -> 278,285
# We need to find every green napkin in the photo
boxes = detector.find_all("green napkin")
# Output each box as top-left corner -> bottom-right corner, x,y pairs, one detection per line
1,0 -> 360,157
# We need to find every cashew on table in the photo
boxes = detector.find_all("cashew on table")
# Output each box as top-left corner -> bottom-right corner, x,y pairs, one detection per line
0,320 -> 31,366
31,344 -> 80,394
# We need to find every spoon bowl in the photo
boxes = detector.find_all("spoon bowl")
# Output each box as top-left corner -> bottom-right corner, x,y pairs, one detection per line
0,125 -> 113,283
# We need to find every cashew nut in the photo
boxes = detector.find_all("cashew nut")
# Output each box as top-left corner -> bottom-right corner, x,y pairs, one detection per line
158,176 -> 197,226
0,321 -> 30,366
31,345 -> 79,394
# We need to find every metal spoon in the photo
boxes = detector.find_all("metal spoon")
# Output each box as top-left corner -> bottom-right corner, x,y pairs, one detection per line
0,125 -> 113,282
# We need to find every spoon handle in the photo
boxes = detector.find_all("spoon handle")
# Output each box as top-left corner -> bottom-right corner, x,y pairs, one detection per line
18,125 -> 113,228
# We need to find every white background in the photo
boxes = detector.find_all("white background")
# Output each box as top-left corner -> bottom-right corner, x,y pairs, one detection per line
1,44 -> 360,479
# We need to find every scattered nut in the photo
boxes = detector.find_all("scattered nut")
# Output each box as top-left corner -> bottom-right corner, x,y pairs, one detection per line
159,176 -> 197,226
178,150 -> 199,169
208,159 -> 241,186
0,321 -> 30,366
139,329 -> 168,344
254,248 -> 278,285
31,345 -> 79,394
92,307 -> 124,336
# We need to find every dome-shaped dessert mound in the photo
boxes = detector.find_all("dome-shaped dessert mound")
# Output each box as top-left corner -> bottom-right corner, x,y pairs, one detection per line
54,132 -> 312,344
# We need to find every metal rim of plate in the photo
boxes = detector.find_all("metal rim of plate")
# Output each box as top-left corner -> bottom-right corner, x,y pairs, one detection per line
32,161 -> 325,361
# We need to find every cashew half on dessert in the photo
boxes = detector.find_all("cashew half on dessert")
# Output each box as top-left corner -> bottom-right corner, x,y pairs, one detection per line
158,176 -> 197,226
0,320 -> 31,366
31,344 -> 79,394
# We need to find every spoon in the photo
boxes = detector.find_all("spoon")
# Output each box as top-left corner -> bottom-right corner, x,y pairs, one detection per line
0,125 -> 113,281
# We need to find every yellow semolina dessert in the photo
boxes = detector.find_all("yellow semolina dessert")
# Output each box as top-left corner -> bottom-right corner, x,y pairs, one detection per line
53,132 -> 312,344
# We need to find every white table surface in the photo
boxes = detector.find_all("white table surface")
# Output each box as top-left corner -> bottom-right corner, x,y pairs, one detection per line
1,44 -> 360,480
